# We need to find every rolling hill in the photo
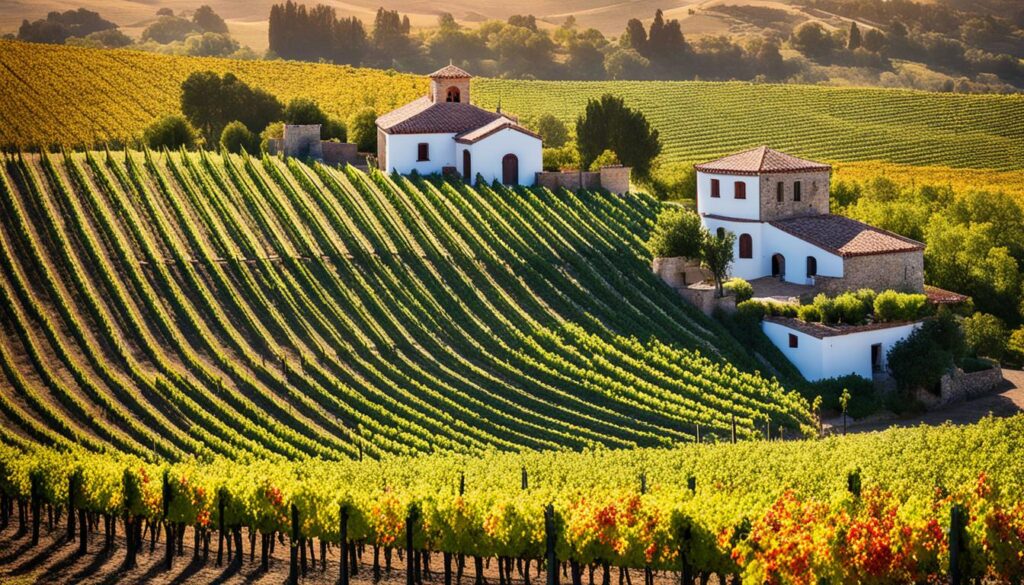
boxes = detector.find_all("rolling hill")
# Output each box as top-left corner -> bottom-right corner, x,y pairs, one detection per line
0,148 -> 813,460
3,40 -> 1024,170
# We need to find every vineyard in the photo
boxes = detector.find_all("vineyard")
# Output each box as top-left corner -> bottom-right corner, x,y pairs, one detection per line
0,148 -> 815,461
3,40 -> 1024,170
2,416 -> 1024,583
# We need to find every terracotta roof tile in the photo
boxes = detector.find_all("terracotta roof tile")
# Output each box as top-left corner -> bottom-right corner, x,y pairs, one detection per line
377,98 -> 503,134
455,117 -> 541,143
769,214 -> 924,257
924,285 -> 969,305
429,64 -> 472,79
695,146 -> 831,175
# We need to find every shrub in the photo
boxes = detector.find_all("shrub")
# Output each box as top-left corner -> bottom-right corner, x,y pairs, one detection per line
736,300 -> 766,322
798,304 -> 822,322
887,311 -> 964,392
260,121 -> 283,152
323,118 -> 347,142
873,290 -> 928,322
812,293 -> 840,324
645,208 -> 704,259
832,292 -> 869,324
284,97 -> 329,126
723,278 -> 753,303
960,356 -> 994,373
220,120 -> 258,153
143,115 -> 197,149
591,149 -> 620,169
806,375 -> 878,418
645,161 -> 696,201
532,113 -> 569,148
347,107 -> 378,153
542,142 -> 580,171
962,312 -> 1008,361
1009,327 -> 1024,366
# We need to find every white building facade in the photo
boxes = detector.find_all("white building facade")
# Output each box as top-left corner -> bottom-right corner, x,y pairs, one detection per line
376,65 -> 542,186
763,318 -> 921,381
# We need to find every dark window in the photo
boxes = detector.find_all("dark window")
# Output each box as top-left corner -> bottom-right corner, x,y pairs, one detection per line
417,143 -> 429,161
806,256 -> 817,277
710,178 -> 720,198
789,334 -> 798,348
776,181 -> 784,202
794,181 -> 802,202
462,150 -> 472,182
716,227 -> 725,239
446,87 -> 461,102
734,181 -> 746,199
739,234 -> 752,259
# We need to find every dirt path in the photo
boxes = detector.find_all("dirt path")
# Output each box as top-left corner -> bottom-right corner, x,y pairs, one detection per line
825,369 -> 1024,435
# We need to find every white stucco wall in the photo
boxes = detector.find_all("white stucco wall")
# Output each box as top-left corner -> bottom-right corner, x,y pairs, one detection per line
699,217 -> 844,284
763,320 -> 921,381
385,133 -> 457,175
696,171 -> 761,220
457,129 -> 542,186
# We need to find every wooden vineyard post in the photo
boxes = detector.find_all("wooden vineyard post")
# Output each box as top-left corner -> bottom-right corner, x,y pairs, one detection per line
639,473 -> 646,495
522,467 -> 528,490
217,490 -> 226,567
406,506 -> 418,585
949,504 -> 965,585
123,470 -> 137,570
731,415 -> 736,443
340,505 -> 349,585
67,473 -> 76,543
545,504 -> 558,585
30,472 -> 40,546
163,470 -> 174,571
678,522 -> 692,585
289,503 -> 300,585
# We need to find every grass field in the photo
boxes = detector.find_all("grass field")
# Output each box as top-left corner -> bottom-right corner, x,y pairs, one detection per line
3,40 -> 1024,171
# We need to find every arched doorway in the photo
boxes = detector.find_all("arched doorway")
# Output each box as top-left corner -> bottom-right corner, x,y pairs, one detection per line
771,253 -> 786,278
446,87 -> 461,102
502,154 -> 518,185
738,234 -> 753,259
463,150 -> 472,182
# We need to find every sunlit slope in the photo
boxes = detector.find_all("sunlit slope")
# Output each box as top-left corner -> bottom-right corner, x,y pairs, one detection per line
0,150 -> 813,460
3,40 -> 1023,169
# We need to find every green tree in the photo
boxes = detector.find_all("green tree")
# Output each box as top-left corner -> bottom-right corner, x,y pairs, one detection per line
863,28 -> 887,53
143,115 -> 197,149
532,114 -> 569,148
142,16 -> 197,43
347,107 -> 378,153
645,208 -> 704,259
962,312 -> 1008,360
575,94 -> 661,180
285,98 -> 329,125
847,22 -> 862,50
220,121 -> 258,153
183,32 -> 238,57
192,5 -> 228,34
790,22 -> 836,61
701,230 -> 736,297
591,149 -> 620,168
605,48 -> 651,80
180,71 -> 283,143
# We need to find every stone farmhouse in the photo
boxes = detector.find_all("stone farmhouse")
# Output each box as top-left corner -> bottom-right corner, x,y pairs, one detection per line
695,146 -> 925,293
689,146 -> 966,382
376,64 -> 543,186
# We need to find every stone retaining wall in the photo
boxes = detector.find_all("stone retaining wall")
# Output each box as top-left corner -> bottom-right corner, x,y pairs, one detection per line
535,166 -> 631,194
917,363 -> 1003,408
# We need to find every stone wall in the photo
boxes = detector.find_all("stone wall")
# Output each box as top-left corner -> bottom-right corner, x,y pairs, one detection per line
758,170 -> 830,221
321,141 -> 359,165
599,166 -> 631,195
652,257 -> 711,289
535,167 -> 631,194
916,364 -> 1003,408
377,129 -> 387,171
431,77 -> 471,104
283,124 -> 323,159
817,250 -> 925,295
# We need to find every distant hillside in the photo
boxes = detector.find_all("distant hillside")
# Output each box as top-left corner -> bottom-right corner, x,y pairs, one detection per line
3,40 -> 1023,170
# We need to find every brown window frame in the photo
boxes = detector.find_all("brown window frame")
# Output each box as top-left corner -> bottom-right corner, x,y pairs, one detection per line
739,233 -> 753,259
417,143 -> 430,162
734,181 -> 746,199
776,181 -> 784,202
789,334 -> 798,348
710,178 -> 720,198
794,180 -> 802,202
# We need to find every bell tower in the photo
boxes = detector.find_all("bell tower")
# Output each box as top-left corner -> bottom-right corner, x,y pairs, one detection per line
429,63 -> 472,104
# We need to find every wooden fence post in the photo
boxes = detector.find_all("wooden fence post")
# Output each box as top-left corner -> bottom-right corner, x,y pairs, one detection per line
679,522 -> 692,585
163,471 -> 174,571
67,473 -> 76,543
406,506 -> 418,585
289,503 -> 300,585
731,415 -> 737,443
949,504 -> 965,585
340,505 -> 349,585
522,467 -> 528,490
545,504 -> 558,585
30,472 -> 40,546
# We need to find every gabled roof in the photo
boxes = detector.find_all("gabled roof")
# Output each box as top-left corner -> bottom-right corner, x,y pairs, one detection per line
769,214 -> 924,258
429,64 -> 472,79
695,146 -> 831,175
924,285 -> 969,305
455,117 -> 541,144
376,97 -> 504,135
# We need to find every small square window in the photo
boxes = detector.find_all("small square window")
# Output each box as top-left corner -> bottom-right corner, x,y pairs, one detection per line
710,178 -> 720,198
794,181 -> 802,202
788,334 -> 798,348
417,143 -> 430,161
776,181 -> 784,202
735,181 -> 746,199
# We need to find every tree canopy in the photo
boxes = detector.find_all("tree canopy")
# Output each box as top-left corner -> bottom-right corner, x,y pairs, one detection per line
180,71 -> 283,143
576,94 -> 661,180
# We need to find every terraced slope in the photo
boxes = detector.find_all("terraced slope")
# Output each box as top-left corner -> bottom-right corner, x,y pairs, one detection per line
3,40 -> 1023,169
0,150 -> 812,461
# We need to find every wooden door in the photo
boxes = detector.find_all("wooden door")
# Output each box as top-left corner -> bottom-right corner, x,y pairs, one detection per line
502,154 -> 518,185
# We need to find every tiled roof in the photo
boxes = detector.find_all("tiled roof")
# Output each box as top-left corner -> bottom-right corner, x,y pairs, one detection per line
376,97 -> 504,134
455,117 -> 541,144
924,285 -> 969,305
695,146 -> 831,175
764,316 -> 919,339
770,214 -> 924,258
429,64 -> 472,79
